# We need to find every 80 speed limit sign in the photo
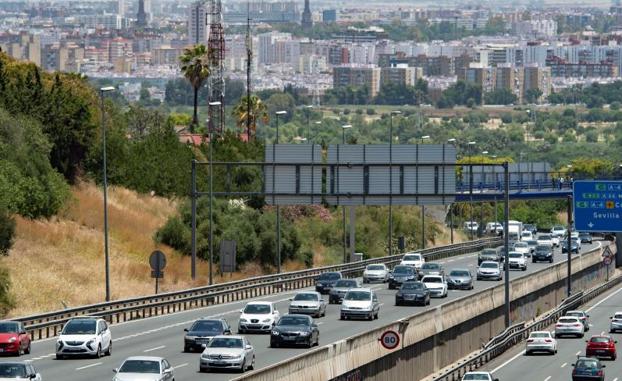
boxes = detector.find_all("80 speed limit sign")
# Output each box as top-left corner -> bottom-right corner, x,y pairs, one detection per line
379,330 -> 400,350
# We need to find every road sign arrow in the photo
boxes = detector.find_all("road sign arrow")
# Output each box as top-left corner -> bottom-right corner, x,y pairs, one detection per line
588,222 -> 594,228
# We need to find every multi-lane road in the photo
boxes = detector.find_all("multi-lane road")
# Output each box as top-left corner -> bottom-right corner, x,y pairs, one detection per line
14,241 -> 602,381
489,268 -> 622,381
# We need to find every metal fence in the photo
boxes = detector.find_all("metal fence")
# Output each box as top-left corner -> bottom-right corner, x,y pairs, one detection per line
17,237 -> 501,341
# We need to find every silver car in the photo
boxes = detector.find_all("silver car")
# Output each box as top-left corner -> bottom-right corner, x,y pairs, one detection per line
525,331 -> 557,355
362,264 -> 389,283
113,356 -> 174,381
340,288 -> 380,321
554,316 -> 585,338
477,261 -> 502,281
610,311 -> 622,333
199,335 -> 255,373
288,292 -> 326,318
0,362 -> 41,381
329,279 -> 361,304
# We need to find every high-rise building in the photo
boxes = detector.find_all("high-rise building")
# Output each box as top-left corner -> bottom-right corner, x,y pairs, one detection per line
136,0 -> 147,27
380,67 -> 423,87
117,0 -> 126,16
301,0 -> 312,30
323,9 -> 337,23
188,2 -> 208,45
494,63 -> 523,101
465,63 -> 495,93
523,64 -> 551,104
333,64 -> 381,96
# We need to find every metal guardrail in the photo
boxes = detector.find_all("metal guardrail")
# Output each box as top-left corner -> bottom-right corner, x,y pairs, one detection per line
432,272 -> 622,381
17,237 -> 501,341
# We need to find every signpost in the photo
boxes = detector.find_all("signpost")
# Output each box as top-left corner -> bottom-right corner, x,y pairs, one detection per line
573,181 -> 622,233
603,246 -> 613,281
379,330 -> 400,350
149,250 -> 166,294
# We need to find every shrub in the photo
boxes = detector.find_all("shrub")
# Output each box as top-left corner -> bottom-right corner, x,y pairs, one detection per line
0,265 -> 14,317
0,209 -> 14,256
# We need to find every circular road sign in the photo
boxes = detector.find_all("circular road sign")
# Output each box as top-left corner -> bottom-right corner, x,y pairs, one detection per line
379,330 -> 400,350
604,256 -> 612,266
149,250 -> 167,271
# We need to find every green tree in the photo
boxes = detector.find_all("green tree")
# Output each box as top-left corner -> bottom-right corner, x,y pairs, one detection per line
484,88 -> 517,105
524,88 -> 543,104
232,95 -> 270,140
265,93 -> 296,123
179,44 -> 211,131
0,208 -> 15,256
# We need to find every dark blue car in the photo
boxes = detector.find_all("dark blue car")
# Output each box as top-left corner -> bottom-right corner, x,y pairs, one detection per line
572,356 -> 605,381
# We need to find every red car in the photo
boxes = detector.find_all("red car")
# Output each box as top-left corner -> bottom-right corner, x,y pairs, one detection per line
0,321 -> 31,356
586,335 -> 617,360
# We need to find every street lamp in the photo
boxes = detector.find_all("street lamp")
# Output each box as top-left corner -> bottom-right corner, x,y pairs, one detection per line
293,136 -> 307,143
467,141 -> 476,240
447,138 -> 456,144
99,86 -> 115,301
389,111 -> 401,256
274,110 -> 287,274
207,101 -> 222,285
340,124 -> 352,263
419,135 -> 430,248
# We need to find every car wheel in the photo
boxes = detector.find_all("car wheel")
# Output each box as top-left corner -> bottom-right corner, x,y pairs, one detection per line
95,345 -> 102,359
388,284 -> 393,290
238,329 -> 245,334
579,333 -> 584,338
525,350 -> 530,356
239,357 -> 246,373
105,341 -> 112,356
549,259 -> 553,263
199,367 -> 208,373
56,354 -> 64,360
270,341 -> 278,348
340,314 -> 345,320
532,259 -> 536,263
25,342 -> 31,355
307,339 -> 313,348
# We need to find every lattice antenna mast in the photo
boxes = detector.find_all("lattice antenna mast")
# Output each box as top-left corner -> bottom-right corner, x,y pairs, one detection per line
207,0 -> 225,133
246,1 -> 253,140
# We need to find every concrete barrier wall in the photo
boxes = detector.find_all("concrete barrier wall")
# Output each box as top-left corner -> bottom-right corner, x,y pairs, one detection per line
234,242 -> 616,381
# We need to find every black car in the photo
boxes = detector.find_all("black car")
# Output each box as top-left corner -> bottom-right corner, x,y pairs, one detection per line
395,281 -> 430,306
524,224 -> 538,235
418,262 -> 445,279
446,269 -> 474,290
270,314 -> 319,348
572,356 -> 605,381
329,279 -> 361,304
478,248 -> 502,265
533,245 -> 553,263
183,318 -> 231,352
579,232 -> 593,244
315,272 -> 342,294
388,265 -> 418,289
562,239 -> 580,254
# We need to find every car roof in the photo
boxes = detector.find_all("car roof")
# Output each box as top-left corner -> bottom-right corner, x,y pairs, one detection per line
348,287 -> 372,293
295,291 -> 320,295
529,331 -> 551,335
422,275 -> 443,279
281,314 -> 311,319
122,356 -> 165,362
0,362 -> 28,366
480,261 -> 499,265
567,310 -> 585,314
194,318 -> 226,323
449,268 -> 470,272
559,316 -> 580,320
246,301 -> 273,306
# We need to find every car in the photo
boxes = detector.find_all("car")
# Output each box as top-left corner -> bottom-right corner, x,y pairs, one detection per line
525,239 -> 538,255
537,234 -> 554,248
551,225 -> 567,238
288,291 -> 326,318
183,319 -> 231,352
524,224 -> 538,235
314,272 -> 342,294
513,242 -> 531,257
562,239 -> 580,254
579,232 -> 593,244
609,311 -> 622,333
520,231 -> 533,241
0,362 -> 41,380
199,335 -> 254,373
400,252 -> 425,269
461,372 -> 498,381
362,264 -> 389,283
585,335 -> 617,360
237,302 -> 280,334
555,316 -> 585,338
112,356 -> 174,381
477,261 -> 502,281
55,317 -> 112,359
388,265 -> 418,289
340,288 -> 380,321
572,356 -> 606,381
446,269 -> 474,290
395,281 -> 430,306
485,222 -> 503,235
418,262 -> 445,278
508,252 -> 527,271
329,279 -> 361,304
525,331 -> 557,355
478,248 -> 502,265
566,310 -> 590,332
421,275 -> 448,298
270,314 -> 319,348
463,221 -> 479,234
0,321 -> 30,356
533,245 -> 553,263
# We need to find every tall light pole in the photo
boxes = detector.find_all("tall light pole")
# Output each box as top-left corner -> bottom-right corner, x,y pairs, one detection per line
468,141 -> 476,240
447,138 -> 456,244
99,86 -> 115,301
389,111 -> 401,256
304,105 -> 313,142
479,150 -> 488,238
419,135 -> 430,249
207,101 -> 221,285
341,124 -> 352,262
274,110 -> 287,274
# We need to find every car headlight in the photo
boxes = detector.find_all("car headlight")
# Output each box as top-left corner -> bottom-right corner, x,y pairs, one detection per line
271,330 -> 280,336
300,331 -> 310,336
185,335 -> 197,340
239,318 -> 248,323
262,318 -> 273,323
8,337 -> 16,343
86,339 -> 95,346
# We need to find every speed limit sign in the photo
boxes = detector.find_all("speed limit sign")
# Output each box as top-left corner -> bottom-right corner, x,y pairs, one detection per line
604,256 -> 612,266
379,330 -> 400,350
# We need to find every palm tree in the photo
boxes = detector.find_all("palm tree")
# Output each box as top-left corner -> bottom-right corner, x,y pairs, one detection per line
232,95 -> 269,140
179,44 -> 210,132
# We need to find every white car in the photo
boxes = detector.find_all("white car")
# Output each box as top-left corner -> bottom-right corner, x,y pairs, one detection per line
477,261 -> 503,281
525,331 -> 557,355
421,275 -> 448,298
0,362 -> 41,380
400,252 -> 425,269
610,311 -> 622,333
238,301 -> 280,334
551,225 -> 566,238
513,242 -> 531,257
288,292 -> 326,318
508,252 -> 527,271
464,221 -> 479,234
520,231 -> 533,241
340,288 -> 380,320
113,356 -> 174,381
56,317 -> 112,359
199,335 -> 255,373
461,372 -> 498,381
536,234 -> 554,248
554,316 -> 585,338
485,222 -> 503,235
362,264 -> 389,283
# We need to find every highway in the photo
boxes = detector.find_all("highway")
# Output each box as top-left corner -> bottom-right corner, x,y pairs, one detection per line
488,270 -> 622,381
15,241 -> 602,381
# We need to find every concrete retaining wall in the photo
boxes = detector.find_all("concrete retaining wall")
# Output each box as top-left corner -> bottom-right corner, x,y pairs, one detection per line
234,242 -> 616,381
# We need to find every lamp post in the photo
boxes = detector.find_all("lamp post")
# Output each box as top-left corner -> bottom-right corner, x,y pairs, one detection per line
293,137 -> 307,143
419,135 -> 430,249
341,124 -> 352,262
447,138 -> 456,244
468,141 -> 476,240
274,110 -> 287,274
207,101 -> 222,285
99,86 -> 115,301
389,111 -> 401,256
304,105 -> 313,142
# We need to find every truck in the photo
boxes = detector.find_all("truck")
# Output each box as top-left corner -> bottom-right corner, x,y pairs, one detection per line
506,220 -> 523,242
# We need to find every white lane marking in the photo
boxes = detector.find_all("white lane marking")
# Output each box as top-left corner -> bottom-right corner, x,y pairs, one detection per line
561,363 -> 567,368
491,350 -> 525,373
75,362 -> 102,371
173,363 -> 188,370
576,351 -> 581,356
612,378 -> 618,381
143,345 -> 166,353
544,377 -> 551,381
601,331 -> 605,336
586,287 -> 622,313
317,322 -> 324,325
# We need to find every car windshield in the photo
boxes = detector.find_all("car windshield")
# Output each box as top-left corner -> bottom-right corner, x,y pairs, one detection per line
536,246 -> 550,251
515,243 -> 528,248
614,314 -> 622,320
402,282 -> 424,290
580,233 -> 590,237
209,338 -> 243,348
527,240 -> 538,245
539,235 -> 551,240
344,291 -> 371,301
367,265 -> 384,271
278,316 -> 310,326
566,312 -> 584,318
0,322 -> 19,333
335,280 -> 357,288
481,263 -> 498,269
450,271 -> 470,277
576,359 -> 599,369
190,320 -> 223,333
481,249 -> 497,255
422,263 -> 440,270
393,266 -> 413,275
0,364 -> 26,377
423,277 -> 442,283
559,318 -> 578,324
590,337 -> 610,343
403,255 -> 421,261
530,332 -> 550,338
243,304 -> 271,314
318,273 -> 340,281
509,253 -> 522,258
462,374 -> 491,380
293,293 -> 318,301
62,319 -> 97,335
119,360 -> 160,374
